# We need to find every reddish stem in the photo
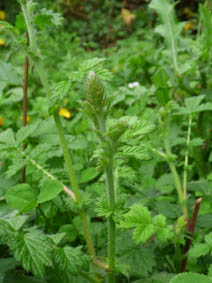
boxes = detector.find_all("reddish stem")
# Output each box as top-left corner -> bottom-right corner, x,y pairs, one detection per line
180,197 -> 202,272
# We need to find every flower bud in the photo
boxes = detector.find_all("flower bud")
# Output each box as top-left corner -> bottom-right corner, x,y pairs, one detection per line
85,71 -> 105,110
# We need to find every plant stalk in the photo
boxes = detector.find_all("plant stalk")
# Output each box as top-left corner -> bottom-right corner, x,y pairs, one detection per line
164,115 -> 188,219
105,163 -> 116,283
180,197 -> 202,272
21,19 -> 29,183
183,114 -> 192,199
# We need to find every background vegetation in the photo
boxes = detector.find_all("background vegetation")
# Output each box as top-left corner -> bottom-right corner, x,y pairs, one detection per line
1,0 -> 212,282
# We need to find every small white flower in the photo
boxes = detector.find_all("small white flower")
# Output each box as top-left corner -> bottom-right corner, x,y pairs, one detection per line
128,82 -> 140,89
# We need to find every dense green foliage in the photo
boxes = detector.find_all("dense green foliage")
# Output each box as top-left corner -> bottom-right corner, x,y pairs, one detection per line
1,0 -> 212,282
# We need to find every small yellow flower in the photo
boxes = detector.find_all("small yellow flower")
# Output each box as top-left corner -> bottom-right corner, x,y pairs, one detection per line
64,99 -> 69,104
21,115 -> 30,124
26,116 -> 30,123
0,116 -> 3,126
0,11 -> 6,20
0,38 -> 5,46
184,22 -> 193,31
59,108 -> 72,119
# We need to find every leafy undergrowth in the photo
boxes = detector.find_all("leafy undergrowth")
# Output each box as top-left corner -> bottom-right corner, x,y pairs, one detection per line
1,0 -> 212,282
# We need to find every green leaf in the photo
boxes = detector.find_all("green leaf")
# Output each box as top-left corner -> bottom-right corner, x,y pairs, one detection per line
7,215 -> 29,231
199,4 -> 212,57
0,258 -> 17,273
190,137 -> 204,147
149,0 -> 183,72
11,231 -> 53,278
152,68 -> 170,105
16,121 -> 41,146
170,272 -> 212,283
58,225 -> 78,242
34,8 -> 63,28
5,184 -> 36,212
120,204 -> 154,244
80,167 -> 99,184
47,233 -> 66,245
0,60 -> 20,85
37,179 -> 63,204
205,232 -> 212,246
69,57 -> 113,82
153,214 -> 173,241
188,243 -> 211,259
55,246 -> 90,275
0,129 -> 16,148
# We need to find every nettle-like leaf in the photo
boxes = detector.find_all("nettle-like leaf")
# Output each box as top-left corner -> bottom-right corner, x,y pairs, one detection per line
170,272 -> 212,283
0,60 -> 20,85
175,95 -> 212,115
120,204 -> 172,244
47,233 -> 66,246
0,128 -> 17,149
5,184 -> 37,213
11,231 -> 53,278
7,215 -> 29,231
149,0 -> 184,72
69,57 -> 113,82
119,145 -> 150,160
55,246 -> 90,275
0,219 -> 14,244
6,154 -> 26,178
34,8 -> 63,28
16,121 -> 41,146
0,20 -> 19,37
189,232 -> 212,259
50,80 -> 71,107
120,205 -> 153,244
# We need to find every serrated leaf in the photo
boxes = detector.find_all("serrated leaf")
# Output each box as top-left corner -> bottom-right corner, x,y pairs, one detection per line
121,145 -> 150,160
11,231 -> 53,278
47,233 -> 66,245
170,272 -> 212,283
120,205 -> 154,244
37,179 -> 63,204
133,223 -> 154,244
6,156 -> 26,178
16,121 -> 41,146
55,246 -> 90,275
0,128 -> 16,148
34,8 -> 63,28
0,20 -> 19,36
188,243 -> 211,259
0,60 -> 20,85
190,137 -> 204,147
69,57 -> 113,82
6,184 -> 36,212
7,215 -> 29,231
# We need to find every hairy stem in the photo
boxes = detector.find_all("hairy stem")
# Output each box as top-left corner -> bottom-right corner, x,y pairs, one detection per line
105,163 -> 116,283
54,112 -> 95,257
183,114 -> 192,199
